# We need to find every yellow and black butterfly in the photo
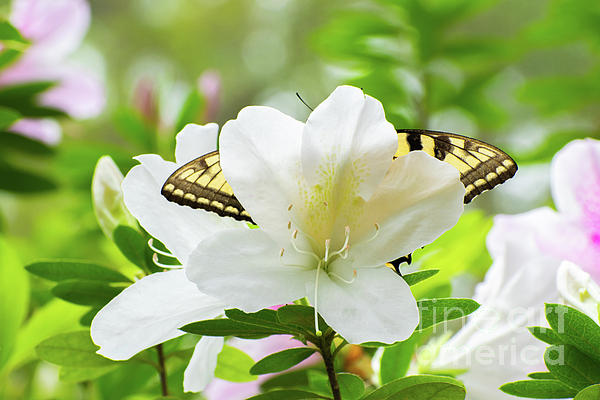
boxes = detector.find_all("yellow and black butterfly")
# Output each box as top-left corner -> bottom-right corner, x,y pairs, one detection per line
161,129 -> 517,273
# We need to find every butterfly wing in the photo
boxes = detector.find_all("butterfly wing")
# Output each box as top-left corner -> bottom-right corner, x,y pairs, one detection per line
395,129 -> 518,203
161,151 -> 253,222
161,130 -> 517,220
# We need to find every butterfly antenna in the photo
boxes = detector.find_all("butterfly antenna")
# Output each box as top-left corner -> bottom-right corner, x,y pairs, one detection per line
296,92 -> 314,111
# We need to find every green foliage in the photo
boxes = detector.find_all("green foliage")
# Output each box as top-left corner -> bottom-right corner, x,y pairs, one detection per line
251,348 -> 317,375
112,225 -> 149,271
362,375 -> 466,400
528,326 -> 563,345
575,384 -> 600,400
545,303 -> 600,362
500,380 -> 577,399
417,298 -> 480,331
402,269 -> 440,286
544,345 -> 600,391
247,389 -> 328,400
0,236 -> 29,370
379,333 -> 422,384
35,330 -> 115,368
25,260 -> 131,283
214,345 -> 257,382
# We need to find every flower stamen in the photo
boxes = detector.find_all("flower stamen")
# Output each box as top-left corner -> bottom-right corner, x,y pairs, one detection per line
290,230 -> 321,263
148,239 -> 178,258
364,223 -> 380,244
314,260 -> 322,336
152,253 -> 182,269
329,269 -> 357,284
329,226 -> 351,260
324,239 -> 331,262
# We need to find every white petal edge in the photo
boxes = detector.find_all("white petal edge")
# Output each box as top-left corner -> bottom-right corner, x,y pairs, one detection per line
175,123 -> 219,164
122,156 -> 240,263
187,228 -> 314,312
183,336 -> 224,392
302,85 -> 397,201
219,106 -> 304,241
557,261 -> 600,322
91,270 -> 225,360
314,267 -> 419,344
349,151 -> 464,268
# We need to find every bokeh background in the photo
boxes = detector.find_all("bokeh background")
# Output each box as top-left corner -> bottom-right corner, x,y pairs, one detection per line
1,0 -> 599,398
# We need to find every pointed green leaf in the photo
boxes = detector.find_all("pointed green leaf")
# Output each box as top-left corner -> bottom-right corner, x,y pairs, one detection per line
214,345 -> 257,382
36,330 -> 116,368
250,348 -> 317,375
500,379 -> 577,398
417,298 -> 480,331
380,334 -> 420,384
277,305 -> 329,336
0,21 -> 27,43
182,318 -> 289,337
0,107 -> 20,129
362,374 -> 466,400
225,309 -> 288,333
112,225 -> 148,270
544,344 -> 600,391
403,269 -> 440,286
545,303 -> 600,361
528,326 -> 563,345
529,372 -> 555,380
26,260 -> 131,283
247,389 -> 327,400
51,280 -> 124,306
59,365 -> 118,383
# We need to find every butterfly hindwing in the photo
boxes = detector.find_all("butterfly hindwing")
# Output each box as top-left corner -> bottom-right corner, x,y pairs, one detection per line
160,151 -> 253,222
161,130 -> 517,220
395,129 -> 517,203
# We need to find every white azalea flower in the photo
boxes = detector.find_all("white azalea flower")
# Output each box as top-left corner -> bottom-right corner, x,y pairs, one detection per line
557,261 -> 600,323
91,123 -> 243,392
186,85 -> 465,344
431,209 -> 561,400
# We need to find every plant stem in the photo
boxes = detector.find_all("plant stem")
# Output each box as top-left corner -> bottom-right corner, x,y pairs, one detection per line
319,334 -> 341,400
156,343 -> 168,396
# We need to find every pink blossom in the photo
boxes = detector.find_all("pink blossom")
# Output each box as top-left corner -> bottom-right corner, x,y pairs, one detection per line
537,139 -> 600,280
1,0 -> 105,144
203,335 -> 319,400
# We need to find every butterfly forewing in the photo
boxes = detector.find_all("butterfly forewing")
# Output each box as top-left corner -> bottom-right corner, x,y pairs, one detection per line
395,129 -> 517,203
161,151 -> 253,222
161,130 -> 517,219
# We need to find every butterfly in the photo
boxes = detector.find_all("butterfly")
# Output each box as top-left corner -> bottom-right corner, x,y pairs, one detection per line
161,129 -> 518,273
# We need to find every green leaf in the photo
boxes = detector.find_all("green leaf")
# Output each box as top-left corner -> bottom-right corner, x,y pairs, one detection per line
0,131 -> 54,156
338,373 -> 365,400
214,345 -> 257,383
277,305 -> 329,336
0,82 -> 66,118
545,303 -> 600,361
226,309 -> 288,333
51,280 -> 124,306
529,326 -> 563,345
0,107 -> 20,129
0,236 -> 29,369
112,225 -> 148,270
403,269 -> 440,286
0,21 -> 27,43
362,374 -> 466,400
544,344 -> 600,391
380,335 -> 420,384
417,298 -> 480,331
26,260 -> 131,283
0,160 -> 57,192
247,389 -> 327,400
500,380 -> 577,398
529,372 -> 555,380
182,318 -> 289,337
59,365 -> 118,383
575,384 -> 600,400
35,330 -> 116,368
307,370 -> 332,397
250,348 -> 317,375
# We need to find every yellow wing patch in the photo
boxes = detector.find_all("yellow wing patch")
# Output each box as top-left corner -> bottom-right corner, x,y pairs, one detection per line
161,151 -> 253,222
161,130 -> 517,221
395,129 -> 517,203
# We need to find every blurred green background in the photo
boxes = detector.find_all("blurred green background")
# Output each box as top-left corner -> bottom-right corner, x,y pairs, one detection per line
1,0 -> 600,398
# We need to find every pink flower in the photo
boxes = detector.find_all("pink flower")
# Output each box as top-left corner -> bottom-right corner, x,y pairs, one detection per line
2,0 -> 105,144
537,139 -> 600,280
203,335 -> 318,400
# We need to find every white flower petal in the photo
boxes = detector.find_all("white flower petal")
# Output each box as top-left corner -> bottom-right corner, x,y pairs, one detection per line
551,138 -> 600,216
122,155 -> 240,263
350,152 -> 464,268
175,123 -> 219,164
183,336 -> 224,393
187,228 -> 313,312
314,267 -> 418,344
219,106 -> 304,240
90,270 -> 225,360
301,85 -> 397,201
557,261 -> 600,322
